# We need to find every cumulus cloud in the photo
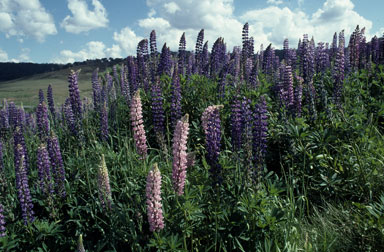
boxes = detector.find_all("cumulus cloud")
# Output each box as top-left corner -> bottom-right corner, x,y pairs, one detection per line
112,27 -> 143,56
55,41 -> 108,63
61,0 -> 109,34
242,0 -> 373,49
267,0 -> 283,5
54,26 -> 143,63
0,0 -> 57,42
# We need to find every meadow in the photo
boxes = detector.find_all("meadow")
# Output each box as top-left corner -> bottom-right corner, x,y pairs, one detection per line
0,24 -> 383,251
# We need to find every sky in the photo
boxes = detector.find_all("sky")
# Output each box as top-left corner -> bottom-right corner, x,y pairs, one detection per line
0,0 -> 383,63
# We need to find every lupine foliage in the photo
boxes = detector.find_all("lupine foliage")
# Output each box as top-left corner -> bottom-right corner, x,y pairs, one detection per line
0,24 -> 383,251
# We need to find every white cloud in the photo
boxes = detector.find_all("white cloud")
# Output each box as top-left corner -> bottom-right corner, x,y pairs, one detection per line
241,0 -> 373,49
61,0 -> 109,34
55,41 -> 107,63
163,2 -> 180,14
18,48 -> 30,62
0,48 -> 8,62
0,0 -> 57,42
267,0 -> 283,5
112,27 -> 143,56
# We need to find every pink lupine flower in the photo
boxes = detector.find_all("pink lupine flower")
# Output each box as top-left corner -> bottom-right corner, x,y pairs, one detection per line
146,163 -> 164,232
130,90 -> 147,159
201,105 -> 224,135
172,114 -> 189,195
98,154 -> 112,210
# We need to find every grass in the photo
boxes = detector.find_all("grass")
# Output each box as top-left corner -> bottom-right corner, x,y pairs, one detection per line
0,66 -> 94,107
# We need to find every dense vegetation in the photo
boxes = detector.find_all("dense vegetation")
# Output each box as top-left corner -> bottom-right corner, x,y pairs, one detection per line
0,24 -> 384,251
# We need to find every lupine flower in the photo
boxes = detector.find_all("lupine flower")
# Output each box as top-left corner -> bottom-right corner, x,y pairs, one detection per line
0,109 -> 9,138
47,84 -> 55,119
36,102 -> 50,140
127,56 -> 138,94
178,32 -> 186,75
150,30 -> 158,81
172,114 -> 189,195
13,126 -> 29,173
210,37 -> 226,77
37,144 -> 53,196
77,234 -> 85,252
130,90 -> 147,159
203,106 -> 223,185
158,43 -> 172,76
92,68 -> 101,111
47,133 -> 66,197
201,105 -> 224,136
146,163 -> 164,232
68,70 -> 82,120
151,82 -> 165,135
64,98 -> 76,135
15,145 -> 34,225
38,89 -> 45,104
98,154 -> 112,210
0,203 -> 5,237
100,101 -> 108,142
8,102 -> 17,129
231,97 -> 243,151
202,41 -> 209,76
333,30 -> 345,106
195,29 -> 204,74
253,96 -> 268,178
170,68 -> 182,128
283,65 -> 294,110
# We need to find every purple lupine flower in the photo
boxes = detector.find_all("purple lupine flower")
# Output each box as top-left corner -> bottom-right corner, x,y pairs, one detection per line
8,102 -> 17,129
283,65 -> 294,110
39,89 -> 45,104
203,106 -> 223,186
170,68 -> 182,128
150,30 -> 158,82
0,203 -> 5,237
15,145 -> 34,225
130,90 -> 147,159
64,98 -> 76,135
47,133 -> 66,197
294,76 -> 303,117
316,42 -> 328,73
92,68 -> 102,111
98,154 -> 112,210
252,96 -> 268,177
13,126 -> 29,173
172,114 -> 189,195
36,102 -> 50,140
68,70 -> 82,121
231,97 -> 243,151
348,25 -> 360,72
263,44 -> 274,76
371,36 -> 380,64
195,29 -> 204,74
301,34 -> 315,85
242,22 -> 250,77
178,32 -> 186,76
47,84 -> 55,119
158,43 -> 172,77
210,37 -> 226,77
127,56 -> 139,95
38,89 -> 45,104
283,38 -> 290,65
100,102 -> 108,142
0,110 -> 9,139
151,82 -> 165,135
137,39 -> 149,91
333,30 -> 345,106
146,163 -> 164,232
331,32 -> 338,60
201,41 -> 209,76
37,144 -> 53,196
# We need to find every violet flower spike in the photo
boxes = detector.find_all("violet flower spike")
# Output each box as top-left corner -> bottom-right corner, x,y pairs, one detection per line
172,114 -> 189,196
130,90 -> 147,159
146,163 -> 164,232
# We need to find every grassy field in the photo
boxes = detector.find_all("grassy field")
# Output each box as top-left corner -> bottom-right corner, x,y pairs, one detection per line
0,65 -> 94,107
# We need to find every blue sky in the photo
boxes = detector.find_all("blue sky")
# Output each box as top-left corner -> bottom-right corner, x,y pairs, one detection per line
0,0 -> 383,63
